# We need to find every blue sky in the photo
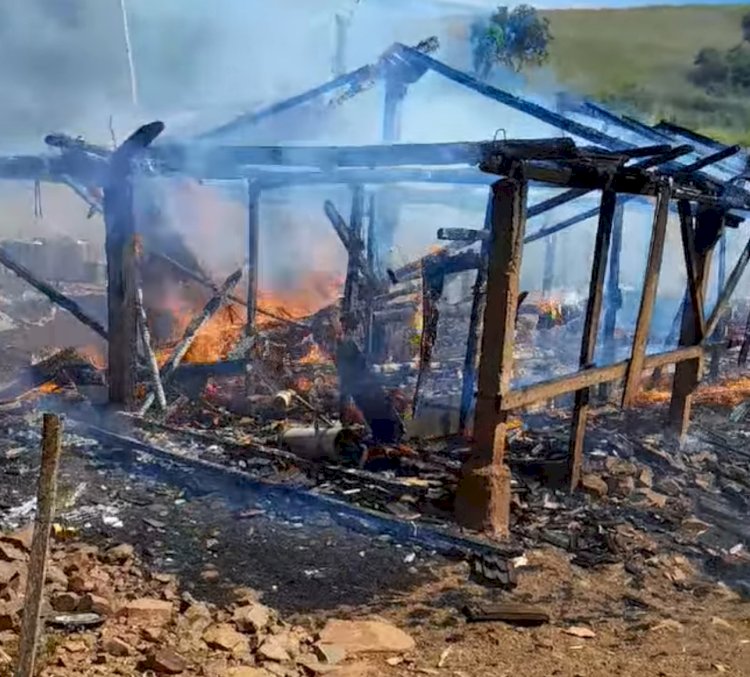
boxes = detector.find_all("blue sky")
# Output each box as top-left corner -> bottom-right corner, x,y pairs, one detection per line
425,0 -> 748,8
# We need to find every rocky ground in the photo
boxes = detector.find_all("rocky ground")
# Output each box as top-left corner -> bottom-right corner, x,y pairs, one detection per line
0,399 -> 749,675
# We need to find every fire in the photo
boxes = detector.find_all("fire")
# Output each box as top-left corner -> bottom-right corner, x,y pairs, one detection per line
79,345 -> 106,370
256,271 -> 344,327
38,381 -> 62,394
298,343 -> 329,365
537,298 -> 563,325
633,375 -> 750,408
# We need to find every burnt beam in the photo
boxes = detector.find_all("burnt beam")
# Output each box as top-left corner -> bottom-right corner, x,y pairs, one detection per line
105,121 -> 165,407
669,205 -> 725,440
621,183 -> 671,408
456,174 -> 527,537
568,188 -> 617,489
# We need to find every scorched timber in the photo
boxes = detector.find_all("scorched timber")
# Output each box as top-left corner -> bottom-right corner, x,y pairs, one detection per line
0,246 -> 108,340
139,268 -> 243,415
136,286 -> 167,412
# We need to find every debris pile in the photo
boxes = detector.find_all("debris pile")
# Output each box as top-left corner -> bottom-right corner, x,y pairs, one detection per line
0,526 -> 417,676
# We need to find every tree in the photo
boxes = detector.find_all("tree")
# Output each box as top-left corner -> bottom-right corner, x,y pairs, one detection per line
742,11 -> 750,42
470,5 -> 552,79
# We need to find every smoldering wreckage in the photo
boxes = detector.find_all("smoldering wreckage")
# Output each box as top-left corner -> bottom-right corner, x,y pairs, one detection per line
0,41 -> 749,676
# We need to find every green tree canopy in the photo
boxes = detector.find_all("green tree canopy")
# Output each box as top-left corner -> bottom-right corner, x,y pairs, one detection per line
470,5 -> 552,79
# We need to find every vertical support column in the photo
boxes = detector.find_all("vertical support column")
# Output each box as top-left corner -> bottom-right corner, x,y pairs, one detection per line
568,189 -> 617,490
709,232 -> 728,379
455,175 -> 527,536
459,190 -> 493,436
669,205 -> 725,440
245,182 -> 260,394
246,182 -> 260,334
104,122 -> 164,407
542,231 -> 557,297
597,199 -> 624,400
364,193 -> 377,357
377,76 -> 407,267
333,13 -> 349,77
621,185 -> 671,408
341,185 -> 365,336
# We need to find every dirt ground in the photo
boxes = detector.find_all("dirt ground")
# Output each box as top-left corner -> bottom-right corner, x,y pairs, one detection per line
1,405 -> 749,676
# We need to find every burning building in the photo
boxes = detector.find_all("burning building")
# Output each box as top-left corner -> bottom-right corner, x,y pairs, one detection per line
0,41 -> 749,544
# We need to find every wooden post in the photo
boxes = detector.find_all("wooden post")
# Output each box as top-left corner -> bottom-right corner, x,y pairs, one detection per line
669,205 -> 725,440
709,233 -> 728,378
459,190 -> 493,436
621,185 -> 671,407
364,193 -> 377,357
341,185 -> 365,336
246,182 -> 260,334
377,76 -> 407,269
135,287 -> 166,412
245,183 -> 260,394
542,231 -> 556,297
455,175 -> 527,536
568,189 -> 617,490
598,199 -> 624,400
105,122 -> 164,407
15,413 -> 63,677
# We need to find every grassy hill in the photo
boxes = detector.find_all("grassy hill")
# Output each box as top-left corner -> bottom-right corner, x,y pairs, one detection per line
537,4 -> 750,144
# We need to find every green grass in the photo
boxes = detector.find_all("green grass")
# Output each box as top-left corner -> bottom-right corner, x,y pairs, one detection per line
536,4 -> 750,144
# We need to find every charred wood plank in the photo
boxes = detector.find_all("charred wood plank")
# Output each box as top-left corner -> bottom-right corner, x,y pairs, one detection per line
669,206 -> 724,440
437,228 -> 488,242
0,246 -> 108,340
501,346 -> 702,410
463,602 -> 549,625
460,192 -> 493,436
135,286 -> 166,412
324,200 -> 378,290
677,199 -> 706,341
413,255 -> 445,416
139,268 -> 243,415
105,121 -> 164,407
569,188 -> 617,489
621,184 -> 671,408
674,145 -> 741,175
246,183 -> 260,333
703,234 -> 750,340
341,185 -> 366,336
598,199 -> 624,400
456,175 -> 527,536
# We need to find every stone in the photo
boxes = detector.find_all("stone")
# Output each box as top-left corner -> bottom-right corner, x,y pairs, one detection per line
581,474 -> 608,498
142,626 -> 164,642
2,525 -> 34,551
0,542 -> 27,562
634,488 -> 668,509
604,458 -> 637,476
122,598 -> 173,626
102,636 -> 132,657
103,544 -> 134,564
202,658 -> 229,677
326,663 -> 378,677
182,603 -> 213,634
609,475 -> 635,497
636,467 -> 653,488
656,478 -> 682,497
202,623 -> 249,653
62,639 -> 88,653
258,636 -> 291,662
681,517 -> 711,536
313,642 -> 347,665
52,592 -> 80,613
201,569 -> 220,583
0,562 -> 22,589
227,669 -> 273,677
46,565 -> 69,588
67,574 -> 94,594
233,603 -> 272,633
232,587 -> 262,606
143,648 -> 188,674
562,626 -> 596,639
318,619 -> 415,654
710,617 -> 735,631
650,619 -> 684,632
78,594 -> 113,616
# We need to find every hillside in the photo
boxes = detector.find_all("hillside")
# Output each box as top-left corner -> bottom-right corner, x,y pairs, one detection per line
537,4 -> 750,144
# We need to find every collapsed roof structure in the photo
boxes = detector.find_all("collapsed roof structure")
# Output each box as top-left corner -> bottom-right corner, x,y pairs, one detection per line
1,42 -> 749,537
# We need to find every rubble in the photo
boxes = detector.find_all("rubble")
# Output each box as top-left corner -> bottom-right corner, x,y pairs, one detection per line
317,619 -> 416,654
